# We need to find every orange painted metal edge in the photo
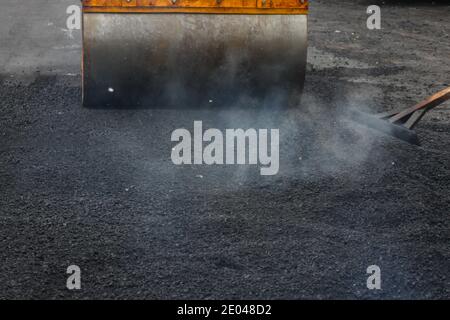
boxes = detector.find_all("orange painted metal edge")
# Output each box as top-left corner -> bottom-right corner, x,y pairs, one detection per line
83,7 -> 308,14
82,0 -> 309,14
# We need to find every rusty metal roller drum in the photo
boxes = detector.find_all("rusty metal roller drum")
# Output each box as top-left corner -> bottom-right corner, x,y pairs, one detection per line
82,0 -> 309,107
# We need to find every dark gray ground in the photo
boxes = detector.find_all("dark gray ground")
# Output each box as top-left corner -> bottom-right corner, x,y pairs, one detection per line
0,0 -> 449,299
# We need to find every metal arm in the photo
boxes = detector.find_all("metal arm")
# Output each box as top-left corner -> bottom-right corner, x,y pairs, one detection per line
376,86 -> 450,130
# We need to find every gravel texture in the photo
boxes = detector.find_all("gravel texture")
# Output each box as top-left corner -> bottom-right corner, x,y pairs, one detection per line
0,0 -> 449,299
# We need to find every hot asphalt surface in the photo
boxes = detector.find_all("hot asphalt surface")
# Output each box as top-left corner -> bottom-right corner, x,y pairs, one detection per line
0,0 -> 449,299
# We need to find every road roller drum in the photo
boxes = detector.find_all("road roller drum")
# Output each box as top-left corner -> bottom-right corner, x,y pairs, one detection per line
81,0 -> 308,107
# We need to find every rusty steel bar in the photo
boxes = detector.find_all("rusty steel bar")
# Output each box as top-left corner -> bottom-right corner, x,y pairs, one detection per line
353,86 -> 450,145
387,86 -> 450,129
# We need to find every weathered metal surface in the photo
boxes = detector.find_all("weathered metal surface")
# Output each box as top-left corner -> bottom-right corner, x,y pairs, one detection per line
82,13 -> 308,107
81,0 -> 309,14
